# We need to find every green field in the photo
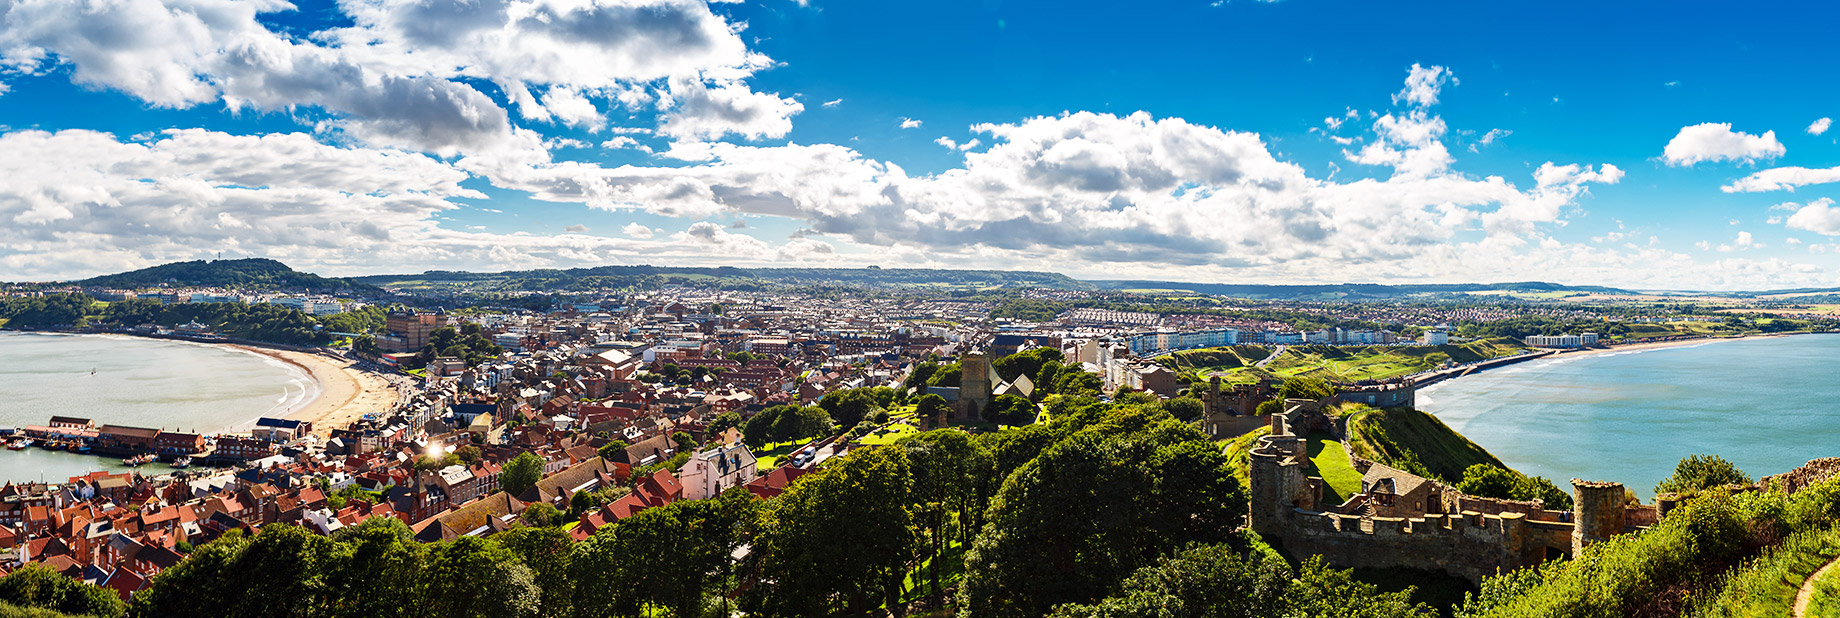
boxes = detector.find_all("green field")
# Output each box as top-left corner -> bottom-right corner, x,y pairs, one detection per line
858,421 -> 920,446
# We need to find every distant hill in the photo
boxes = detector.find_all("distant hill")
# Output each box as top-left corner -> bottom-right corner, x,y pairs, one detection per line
353,265 -> 1092,293
1084,280 -> 1631,299
74,259 -> 381,294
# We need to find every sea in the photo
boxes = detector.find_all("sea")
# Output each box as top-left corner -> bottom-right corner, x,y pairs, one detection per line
0,331 -> 316,483
1418,334 -> 1840,500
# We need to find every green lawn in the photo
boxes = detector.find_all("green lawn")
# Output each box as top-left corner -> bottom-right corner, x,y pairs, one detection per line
754,437 -> 820,469
859,422 -> 919,446
1305,433 -> 1362,506
899,537 -> 968,605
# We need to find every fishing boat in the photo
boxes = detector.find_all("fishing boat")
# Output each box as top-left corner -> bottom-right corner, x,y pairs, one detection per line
6,439 -> 30,451
66,443 -> 90,454
169,457 -> 191,469
38,440 -> 63,451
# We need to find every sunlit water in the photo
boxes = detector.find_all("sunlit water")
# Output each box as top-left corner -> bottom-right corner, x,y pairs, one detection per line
1418,334 -> 1840,500
0,332 -> 315,483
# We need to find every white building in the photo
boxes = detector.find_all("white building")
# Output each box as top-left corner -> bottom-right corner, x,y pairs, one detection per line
678,443 -> 759,500
1420,330 -> 1449,346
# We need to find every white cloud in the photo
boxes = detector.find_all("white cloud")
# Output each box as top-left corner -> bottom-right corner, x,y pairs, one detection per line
934,137 -> 957,149
1393,64 -> 1450,107
622,222 -> 655,239
564,224 -> 589,233
1722,166 -> 1840,193
539,87 -> 603,130
822,98 -> 842,108
1784,198 -> 1840,236
658,77 -> 803,141
1809,117 -> 1832,136
899,117 -> 922,129
1661,123 -> 1786,166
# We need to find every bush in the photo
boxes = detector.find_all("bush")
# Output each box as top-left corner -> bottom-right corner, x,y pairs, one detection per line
1656,454 -> 1751,496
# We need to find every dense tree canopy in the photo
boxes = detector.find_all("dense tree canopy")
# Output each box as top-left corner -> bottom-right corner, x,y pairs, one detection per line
1655,454 -> 1752,495
746,447 -> 914,617
959,405 -> 1248,618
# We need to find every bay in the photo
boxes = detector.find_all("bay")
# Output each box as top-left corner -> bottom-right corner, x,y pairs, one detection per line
0,331 -> 314,483
1418,334 -> 1840,500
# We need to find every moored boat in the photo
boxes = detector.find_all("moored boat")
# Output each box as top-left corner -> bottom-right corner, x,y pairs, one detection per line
6,439 -> 30,451
169,457 -> 191,469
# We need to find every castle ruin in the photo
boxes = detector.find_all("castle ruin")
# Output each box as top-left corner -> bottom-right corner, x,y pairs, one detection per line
1246,399 -> 1655,583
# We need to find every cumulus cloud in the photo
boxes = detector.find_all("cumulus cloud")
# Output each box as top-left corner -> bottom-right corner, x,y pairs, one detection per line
1661,123 -> 1786,166
622,222 -> 655,239
658,77 -> 803,141
1784,198 -> 1840,236
1809,117 -> 1832,136
899,117 -> 922,129
1393,64 -> 1451,107
564,224 -> 590,233
0,0 -> 787,157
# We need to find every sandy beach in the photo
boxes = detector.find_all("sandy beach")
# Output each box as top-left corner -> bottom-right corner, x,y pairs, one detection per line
1553,332 -> 1803,358
231,345 -> 401,438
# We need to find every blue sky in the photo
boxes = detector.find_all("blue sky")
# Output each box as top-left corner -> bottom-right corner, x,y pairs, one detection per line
1,0 -> 1838,289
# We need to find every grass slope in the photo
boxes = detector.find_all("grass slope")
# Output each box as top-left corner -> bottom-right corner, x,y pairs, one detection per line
1689,522 -> 1840,618
1343,406 -> 1506,484
1809,565 -> 1840,618
1305,433 -> 1363,505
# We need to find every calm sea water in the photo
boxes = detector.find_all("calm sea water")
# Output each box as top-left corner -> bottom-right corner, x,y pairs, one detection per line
0,332 -> 314,483
1418,334 -> 1840,500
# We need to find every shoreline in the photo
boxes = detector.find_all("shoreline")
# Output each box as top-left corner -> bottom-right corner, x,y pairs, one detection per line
1,330 -> 399,438
227,345 -> 400,438
1421,331 -> 1827,392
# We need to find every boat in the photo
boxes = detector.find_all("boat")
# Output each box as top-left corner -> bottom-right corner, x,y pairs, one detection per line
66,443 -> 90,454
6,439 -> 30,451
122,454 -> 156,466
38,440 -> 63,451
169,457 -> 191,469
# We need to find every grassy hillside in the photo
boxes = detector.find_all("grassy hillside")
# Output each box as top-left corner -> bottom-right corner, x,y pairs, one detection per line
1343,405 -> 1506,484
355,265 -> 1090,294
1167,340 -> 1523,384
73,258 -> 379,294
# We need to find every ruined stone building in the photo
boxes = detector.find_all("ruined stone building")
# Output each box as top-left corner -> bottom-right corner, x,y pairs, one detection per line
1246,399 -> 1657,583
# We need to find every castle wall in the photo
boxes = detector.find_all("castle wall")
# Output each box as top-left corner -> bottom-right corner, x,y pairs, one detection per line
1264,507 -> 1572,583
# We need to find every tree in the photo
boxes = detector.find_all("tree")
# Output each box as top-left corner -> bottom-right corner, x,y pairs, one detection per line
1046,544 -> 1291,618
1455,464 -> 1521,502
1163,397 -> 1206,422
1287,556 -> 1432,618
1655,454 -> 1751,495
981,394 -> 1038,426
325,517 -> 422,618
418,537 -> 540,618
746,447 -> 914,617
574,491 -> 761,618
597,439 -> 630,461
994,348 -> 1064,383
915,393 -> 949,423
959,406 -> 1247,618
901,430 -> 988,605
671,431 -> 699,454
0,564 -> 127,618
818,389 -> 876,428
904,361 -> 941,390
496,525 -> 575,617
502,452 -> 545,497
454,445 -> 482,465
707,411 -> 744,436
522,502 -> 564,528
570,490 -> 596,516
353,335 -> 381,357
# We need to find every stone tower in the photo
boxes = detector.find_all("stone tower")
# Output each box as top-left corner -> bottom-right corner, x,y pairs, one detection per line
1572,479 -> 1626,555
959,351 -> 994,420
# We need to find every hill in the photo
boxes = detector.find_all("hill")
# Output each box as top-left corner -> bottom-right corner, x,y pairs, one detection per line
73,259 -> 380,294
1085,280 -> 1630,300
1341,405 -> 1506,484
353,265 -> 1091,293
